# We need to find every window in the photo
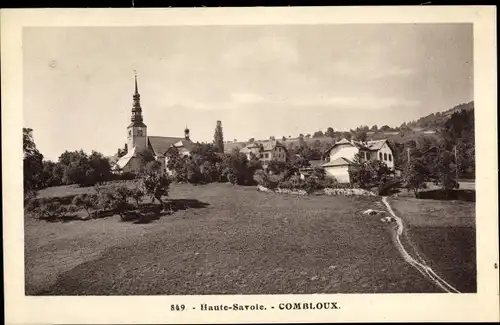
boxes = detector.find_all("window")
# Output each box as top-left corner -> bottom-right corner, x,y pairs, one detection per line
265,153 -> 269,159
384,153 -> 387,161
129,130 -> 132,136
137,129 -> 143,136
260,153 -> 264,158
388,154 -> 392,162
379,152 -> 383,160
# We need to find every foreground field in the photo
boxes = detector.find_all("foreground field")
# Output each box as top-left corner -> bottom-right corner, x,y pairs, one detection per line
25,182 -> 473,295
389,197 -> 476,292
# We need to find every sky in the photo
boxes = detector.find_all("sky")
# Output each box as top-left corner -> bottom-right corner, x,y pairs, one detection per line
23,24 -> 473,161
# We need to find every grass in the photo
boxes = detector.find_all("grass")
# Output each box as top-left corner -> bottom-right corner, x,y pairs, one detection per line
389,197 -> 476,292
26,182 -> 470,295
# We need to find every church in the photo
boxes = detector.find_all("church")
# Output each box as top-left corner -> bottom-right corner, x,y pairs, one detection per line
114,74 -> 194,173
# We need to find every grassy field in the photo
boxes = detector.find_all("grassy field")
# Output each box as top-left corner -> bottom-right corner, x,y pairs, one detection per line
389,197 -> 476,292
25,182 -> 473,295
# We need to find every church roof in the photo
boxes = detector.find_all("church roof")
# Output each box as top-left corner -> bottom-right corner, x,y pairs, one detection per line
148,136 -> 187,156
114,146 -> 140,170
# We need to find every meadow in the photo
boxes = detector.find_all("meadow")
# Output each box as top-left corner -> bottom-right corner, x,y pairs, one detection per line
25,182 -> 475,295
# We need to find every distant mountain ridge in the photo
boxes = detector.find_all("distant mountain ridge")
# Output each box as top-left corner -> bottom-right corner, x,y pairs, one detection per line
404,101 -> 474,131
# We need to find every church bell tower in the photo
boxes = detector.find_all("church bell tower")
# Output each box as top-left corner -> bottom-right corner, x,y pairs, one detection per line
127,71 -> 147,150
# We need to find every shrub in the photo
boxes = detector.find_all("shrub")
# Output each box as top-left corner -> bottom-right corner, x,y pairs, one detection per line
253,169 -> 281,190
278,174 -> 304,189
139,161 -> 171,207
26,198 -> 67,221
72,193 -> 99,218
120,172 -> 137,181
129,187 -> 145,208
95,185 -> 134,220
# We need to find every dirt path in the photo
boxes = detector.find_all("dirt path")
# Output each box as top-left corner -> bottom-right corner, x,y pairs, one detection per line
381,197 -> 461,293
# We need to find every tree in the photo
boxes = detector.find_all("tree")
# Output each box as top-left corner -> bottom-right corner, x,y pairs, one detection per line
349,154 -> 391,189
139,160 -> 171,208
248,138 -> 255,143
41,160 -> 63,187
341,132 -> 352,141
325,127 -> 335,138
213,120 -> 224,153
441,109 -> 475,178
370,125 -> 378,132
282,136 -> 287,141
354,131 -> 368,142
72,194 -> 99,218
402,159 -> 428,195
116,143 -> 128,159
166,148 -> 188,182
23,128 -> 44,198
59,150 -> 113,186
380,125 -> 391,132
313,131 -> 324,138
434,149 -> 459,193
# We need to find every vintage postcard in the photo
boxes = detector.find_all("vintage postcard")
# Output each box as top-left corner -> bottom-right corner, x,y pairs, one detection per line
2,6 -> 498,324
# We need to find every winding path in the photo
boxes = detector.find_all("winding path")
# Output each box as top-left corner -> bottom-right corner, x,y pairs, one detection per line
381,196 -> 461,293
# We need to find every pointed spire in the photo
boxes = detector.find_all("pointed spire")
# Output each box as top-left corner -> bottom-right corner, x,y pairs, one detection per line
134,69 -> 139,95
130,70 -> 145,127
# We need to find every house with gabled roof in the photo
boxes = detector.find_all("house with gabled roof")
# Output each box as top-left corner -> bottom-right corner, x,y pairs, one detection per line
240,140 -> 288,167
320,138 -> 395,183
114,74 -> 194,173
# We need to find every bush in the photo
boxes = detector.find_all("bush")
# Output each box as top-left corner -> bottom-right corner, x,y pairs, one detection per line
253,169 -> 281,190
278,174 -> 304,189
72,193 -> 99,218
119,172 -> 137,181
94,184 -> 134,220
26,198 -> 68,221
139,161 -> 171,207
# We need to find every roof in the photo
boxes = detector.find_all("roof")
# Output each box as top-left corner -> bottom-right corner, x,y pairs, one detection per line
353,139 -> 387,151
224,142 -> 247,153
309,160 -> 324,167
323,138 -> 354,154
321,157 -> 353,167
114,146 -> 140,170
148,136 -> 185,156
324,138 -> 389,154
241,140 -> 287,153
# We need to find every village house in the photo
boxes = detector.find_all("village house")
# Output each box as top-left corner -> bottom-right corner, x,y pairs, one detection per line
114,74 -> 194,174
240,140 -> 288,167
318,138 -> 395,183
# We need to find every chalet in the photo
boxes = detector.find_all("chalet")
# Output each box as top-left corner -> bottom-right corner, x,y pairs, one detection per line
240,140 -> 288,166
320,138 -> 395,183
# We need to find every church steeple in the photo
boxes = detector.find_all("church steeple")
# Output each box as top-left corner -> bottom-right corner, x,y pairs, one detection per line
130,70 -> 146,127
127,70 -> 147,151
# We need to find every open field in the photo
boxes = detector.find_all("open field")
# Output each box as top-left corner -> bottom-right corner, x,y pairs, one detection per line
389,197 -> 476,292
25,182 -> 474,295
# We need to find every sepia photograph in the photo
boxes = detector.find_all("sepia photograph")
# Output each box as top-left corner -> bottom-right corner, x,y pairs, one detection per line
2,6 -> 498,324
22,23 -> 477,295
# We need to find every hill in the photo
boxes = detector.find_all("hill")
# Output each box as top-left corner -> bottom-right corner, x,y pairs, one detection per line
404,101 -> 474,131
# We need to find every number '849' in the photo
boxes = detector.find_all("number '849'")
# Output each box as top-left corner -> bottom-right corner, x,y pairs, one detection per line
171,304 -> 185,311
